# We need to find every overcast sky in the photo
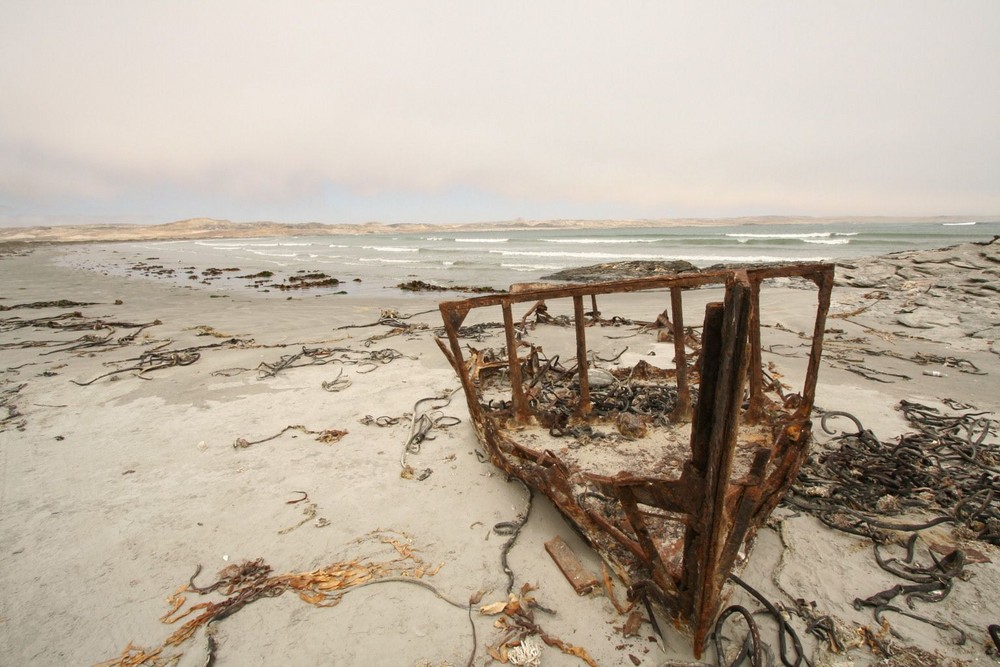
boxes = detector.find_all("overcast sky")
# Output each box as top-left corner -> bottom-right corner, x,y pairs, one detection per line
1,1 -> 998,227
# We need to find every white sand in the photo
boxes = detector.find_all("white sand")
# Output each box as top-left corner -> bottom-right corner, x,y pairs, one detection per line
1,243 -> 998,666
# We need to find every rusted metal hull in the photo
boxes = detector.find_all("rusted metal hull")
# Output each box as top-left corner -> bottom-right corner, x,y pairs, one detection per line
437,264 -> 834,655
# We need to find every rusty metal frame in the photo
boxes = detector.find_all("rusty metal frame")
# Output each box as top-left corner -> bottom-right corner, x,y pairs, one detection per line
436,263 -> 834,655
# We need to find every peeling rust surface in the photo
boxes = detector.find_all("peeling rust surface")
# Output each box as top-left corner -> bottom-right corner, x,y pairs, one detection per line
437,264 -> 835,656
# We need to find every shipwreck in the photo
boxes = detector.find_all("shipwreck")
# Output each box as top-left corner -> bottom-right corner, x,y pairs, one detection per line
436,263 -> 834,654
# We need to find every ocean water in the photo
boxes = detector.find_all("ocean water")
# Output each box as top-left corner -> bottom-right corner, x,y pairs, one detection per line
63,220 -> 1000,296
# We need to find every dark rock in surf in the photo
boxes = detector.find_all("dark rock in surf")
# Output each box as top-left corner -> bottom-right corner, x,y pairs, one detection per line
541,260 -> 697,283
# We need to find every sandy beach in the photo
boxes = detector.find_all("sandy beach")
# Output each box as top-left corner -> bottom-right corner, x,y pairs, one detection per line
1,238 -> 998,666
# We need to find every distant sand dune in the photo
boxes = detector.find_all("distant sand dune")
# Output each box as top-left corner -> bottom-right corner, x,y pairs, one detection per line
0,214 -> 989,243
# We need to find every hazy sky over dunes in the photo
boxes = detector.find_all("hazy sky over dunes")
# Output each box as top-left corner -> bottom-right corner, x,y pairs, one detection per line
1,1 -> 998,226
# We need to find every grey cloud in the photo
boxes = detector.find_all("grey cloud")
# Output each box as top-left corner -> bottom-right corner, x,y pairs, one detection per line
1,1 -> 998,224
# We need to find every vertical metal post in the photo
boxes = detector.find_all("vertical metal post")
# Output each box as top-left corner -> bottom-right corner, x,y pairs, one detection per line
502,302 -> 529,421
573,295 -> 591,416
670,287 -> 691,421
800,269 -> 833,412
746,278 -> 764,422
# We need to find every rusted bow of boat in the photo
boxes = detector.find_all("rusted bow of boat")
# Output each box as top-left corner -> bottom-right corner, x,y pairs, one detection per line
436,263 -> 834,655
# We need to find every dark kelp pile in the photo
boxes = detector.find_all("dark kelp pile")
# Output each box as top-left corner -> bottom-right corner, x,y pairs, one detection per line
782,401 -> 998,651
790,401 -> 999,545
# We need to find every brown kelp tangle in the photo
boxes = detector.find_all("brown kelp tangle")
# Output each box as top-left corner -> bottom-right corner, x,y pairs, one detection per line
0,310 -> 161,353
435,263 -> 835,655
399,390 -> 462,481
96,531 -> 460,667
71,338 -> 250,386
212,345 -> 411,379
0,299 -> 98,311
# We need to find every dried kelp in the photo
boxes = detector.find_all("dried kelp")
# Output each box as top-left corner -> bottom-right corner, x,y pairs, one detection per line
0,299 -> 98,311
98,532 -> 457,667
493,478 -> 533,596
432,321 -> 506,342
474,343 -> 682,433
233,424 -> 347,449
254,346 -> 339,378
334,308 -> 435,345
720,574 -> 808,667
363,322 -> 429,346
37,320 -> 162,356
358,414 -> 403,427
336,308 -> 437,330
230,345 -> 412,379
72,339 -> 246,385
0,310 -> 161,356
852,537 -> 968,644
400,390 -> 461,481
277,499 -> 326,534
320,368 -> 352,392
480,584 -> 597,667
271,273 -> 342,290
0,381 -> 26,432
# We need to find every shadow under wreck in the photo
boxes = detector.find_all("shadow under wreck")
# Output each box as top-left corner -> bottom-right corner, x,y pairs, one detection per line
435,263 -> 835,655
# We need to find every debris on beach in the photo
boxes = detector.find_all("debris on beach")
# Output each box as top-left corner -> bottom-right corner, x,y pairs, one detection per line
0,299 -> 98,311
232,424 -> 347,449
480,583 -> 599,667
210,344 -> 409,380
97,531 -> 450,667
72,338 -> 248,385
785,400 -> 999,647
400,390 -> 462,482
544,536 -> 598,594
436,262 -> 836,654
790,401 -> 999,545
0,380 -> 27,432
